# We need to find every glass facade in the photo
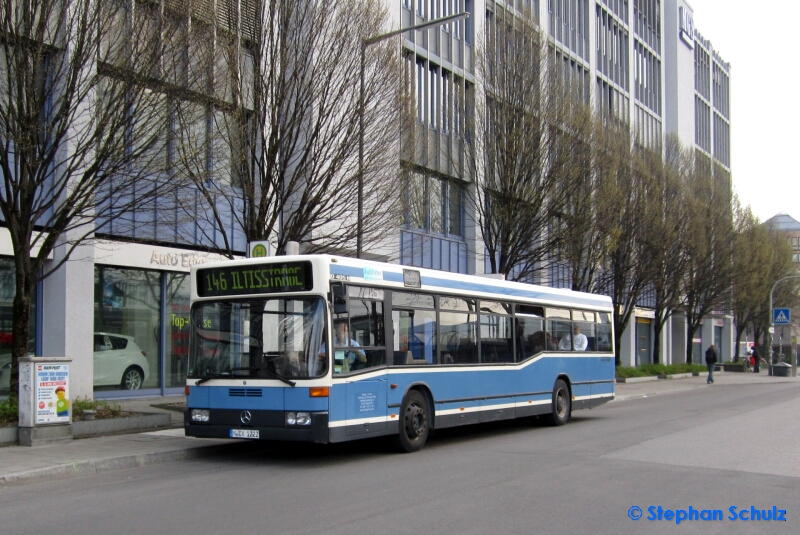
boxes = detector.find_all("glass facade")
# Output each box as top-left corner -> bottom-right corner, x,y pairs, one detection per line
94,266 -> 190,395
166,273 -> 190,388
0,257 -> 37,397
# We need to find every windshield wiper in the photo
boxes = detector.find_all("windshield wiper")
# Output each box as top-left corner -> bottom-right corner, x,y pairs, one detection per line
195,374 -> 219,386
193,370 -> 239,386
229,366 -> 296,387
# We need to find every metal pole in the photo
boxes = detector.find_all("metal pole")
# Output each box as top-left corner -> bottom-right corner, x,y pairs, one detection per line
356,11 -> 469,259
768,275 -> 800,376
357,43 -> 365,258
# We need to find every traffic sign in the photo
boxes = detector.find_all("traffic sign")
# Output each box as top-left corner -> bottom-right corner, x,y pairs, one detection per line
248,241 -> 273,258
774,308 -> 791,325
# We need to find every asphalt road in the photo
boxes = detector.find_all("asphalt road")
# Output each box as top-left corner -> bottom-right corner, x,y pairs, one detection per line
1,381 -> 798,535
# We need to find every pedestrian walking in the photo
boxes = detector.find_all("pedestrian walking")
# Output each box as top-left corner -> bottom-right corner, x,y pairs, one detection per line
751,345 -> 760,373
705,344 -> 718,384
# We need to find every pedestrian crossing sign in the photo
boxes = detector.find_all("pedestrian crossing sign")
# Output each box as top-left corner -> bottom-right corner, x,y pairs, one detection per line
774,308 -> 791,325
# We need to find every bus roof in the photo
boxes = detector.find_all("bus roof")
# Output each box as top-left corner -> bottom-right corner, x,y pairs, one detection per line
191,254 -> 613,312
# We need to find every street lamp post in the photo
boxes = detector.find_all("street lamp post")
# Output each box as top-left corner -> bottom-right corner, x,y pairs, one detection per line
767,275 -> 800,376
357,11 -> 470,258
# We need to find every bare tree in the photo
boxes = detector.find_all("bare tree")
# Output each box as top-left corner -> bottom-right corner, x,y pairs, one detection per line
642,135 -> 690,364
172,0 -> 403,257
559,117 -> 631,294
748,220 -> 800,357
730,204 -> 766,360
590,130 -> 657,366
469,17 -> 589,281
0,0 -> 175,403
680,152 -> 736,363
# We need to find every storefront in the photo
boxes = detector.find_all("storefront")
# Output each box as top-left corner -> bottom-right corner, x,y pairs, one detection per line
92,241 -> 233,398
0,257 -> 39,397
0,233 -> 233,400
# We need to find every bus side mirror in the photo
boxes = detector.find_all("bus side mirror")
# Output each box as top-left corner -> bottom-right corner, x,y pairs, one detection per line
331,283 -> 346,314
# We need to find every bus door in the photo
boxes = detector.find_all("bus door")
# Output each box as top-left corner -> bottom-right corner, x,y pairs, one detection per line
344,378 -> 387,436
334,285 -> 389,437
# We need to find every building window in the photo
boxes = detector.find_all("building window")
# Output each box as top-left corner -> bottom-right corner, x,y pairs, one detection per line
429,64 -> 438,129
454,0 -> 461,38
94,267 -> 162,392
442,71 -> 450,133
464,0 -> 472,44
449,181 -> 463,236
405,171 -> 464,237
165,273 -> 191,388
93,266 -> 192,393
416,57 -> 426,123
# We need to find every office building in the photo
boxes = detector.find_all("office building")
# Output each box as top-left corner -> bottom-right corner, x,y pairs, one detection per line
0,0 -> 734,401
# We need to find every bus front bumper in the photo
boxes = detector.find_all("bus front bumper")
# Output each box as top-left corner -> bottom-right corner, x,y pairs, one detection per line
184,409 -> 329,443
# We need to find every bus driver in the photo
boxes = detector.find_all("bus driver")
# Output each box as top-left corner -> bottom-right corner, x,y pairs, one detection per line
319,321 -> 367,372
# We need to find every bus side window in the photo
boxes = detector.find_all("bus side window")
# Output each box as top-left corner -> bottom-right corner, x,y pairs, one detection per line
344,287 -> 386,370
393,309 -> 436,364
596,312 -> 613,352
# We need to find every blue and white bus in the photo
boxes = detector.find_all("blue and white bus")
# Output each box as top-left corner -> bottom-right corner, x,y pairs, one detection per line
184,255 -> 615,452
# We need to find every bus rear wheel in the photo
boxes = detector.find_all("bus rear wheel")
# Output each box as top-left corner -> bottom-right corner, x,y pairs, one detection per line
548,379 -> 570,426
394,390 -> 429,453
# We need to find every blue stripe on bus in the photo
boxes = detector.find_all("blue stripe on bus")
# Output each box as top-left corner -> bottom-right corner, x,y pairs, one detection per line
330,265 -> 608,309
326,355 -> 614,424
330,265 -> 366,278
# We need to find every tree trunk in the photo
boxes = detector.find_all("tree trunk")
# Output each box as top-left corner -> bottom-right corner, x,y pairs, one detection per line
652,323 -> 662,365
9,260 -> 34,406
733,323 -> 745,361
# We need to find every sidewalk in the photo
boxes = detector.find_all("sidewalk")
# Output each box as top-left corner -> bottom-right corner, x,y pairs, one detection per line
1,371 -> 797,486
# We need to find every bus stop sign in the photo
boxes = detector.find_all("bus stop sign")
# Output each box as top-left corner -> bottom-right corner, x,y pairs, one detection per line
774,308 -> 791,325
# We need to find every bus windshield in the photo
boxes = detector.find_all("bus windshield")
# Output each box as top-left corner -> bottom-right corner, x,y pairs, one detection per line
188,297 -> 327,381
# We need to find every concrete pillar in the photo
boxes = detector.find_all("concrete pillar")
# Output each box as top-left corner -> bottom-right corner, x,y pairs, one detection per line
41,244 -> 95,400
619,320 -> 636,367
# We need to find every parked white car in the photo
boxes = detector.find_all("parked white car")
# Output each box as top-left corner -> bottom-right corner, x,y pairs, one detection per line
0,333 -> 149,392
93,333 -> 149,390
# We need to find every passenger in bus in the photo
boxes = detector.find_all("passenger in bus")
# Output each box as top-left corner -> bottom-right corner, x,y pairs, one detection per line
529,331 -> 557,353
558,325 -> 588,351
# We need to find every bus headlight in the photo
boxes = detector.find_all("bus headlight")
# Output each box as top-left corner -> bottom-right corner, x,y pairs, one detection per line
286,412 -> 311,426
191,409 -> 210,422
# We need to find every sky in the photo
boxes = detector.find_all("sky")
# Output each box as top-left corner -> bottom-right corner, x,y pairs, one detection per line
689,0 -> 799,224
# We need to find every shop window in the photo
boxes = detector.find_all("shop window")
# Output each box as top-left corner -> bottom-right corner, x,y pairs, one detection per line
94,266 -> 161,391
0,258 -> 37,396
166,273 -> 190,388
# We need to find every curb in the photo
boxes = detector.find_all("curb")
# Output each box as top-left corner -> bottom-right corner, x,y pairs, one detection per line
73,413 -> 172,438
0,441 -> 255,487
615,376 -> 659,383
0,413 -> 175,446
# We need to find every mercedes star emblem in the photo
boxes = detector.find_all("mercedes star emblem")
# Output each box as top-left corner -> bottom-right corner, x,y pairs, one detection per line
240,410 -> 252,424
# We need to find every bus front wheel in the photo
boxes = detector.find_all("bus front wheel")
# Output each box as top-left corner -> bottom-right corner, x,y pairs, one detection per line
548,379 -> 570,426
394,390 -> 430,453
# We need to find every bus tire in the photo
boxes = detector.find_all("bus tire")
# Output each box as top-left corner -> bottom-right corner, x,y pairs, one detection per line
548,379 -> 570,426
394,390 -> 430,453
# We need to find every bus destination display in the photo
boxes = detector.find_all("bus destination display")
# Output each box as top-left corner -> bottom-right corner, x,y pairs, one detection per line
197,262 -> 313,297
